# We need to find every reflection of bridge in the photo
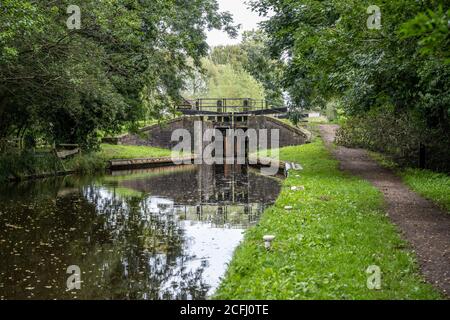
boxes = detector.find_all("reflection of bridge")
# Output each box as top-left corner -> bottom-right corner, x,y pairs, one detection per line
178,98 -> 287,116
118,165 -> 280,206
113,164 -> 282,228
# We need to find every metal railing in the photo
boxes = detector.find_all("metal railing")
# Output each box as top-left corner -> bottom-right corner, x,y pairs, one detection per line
178,98 -> 278,113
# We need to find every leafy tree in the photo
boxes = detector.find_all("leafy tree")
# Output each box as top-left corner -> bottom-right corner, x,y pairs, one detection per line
0,0 -> 237,148
203,60 -> 266,99
184,58 -> 265,100
210,45 -> 248,68
241,30 -> 284,105
400,5 -> 450,63
207,32 -> 284,105
249,0 -> 449,169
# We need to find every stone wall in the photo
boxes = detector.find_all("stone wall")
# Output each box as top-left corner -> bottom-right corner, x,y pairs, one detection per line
111,116 -> 311,149
117,117 -> 199,149
247,116 -> 311,148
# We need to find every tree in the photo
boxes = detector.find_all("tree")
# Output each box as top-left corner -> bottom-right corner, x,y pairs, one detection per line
210,45 -> 248,67
249,0 -> 449,117
183,58 -> 265,100
240,30 -> 284,105
0,0 -> 237,148
400,5 -> 450,63
203,59 -> 266,99
207,32 -> 284,105
249,0 -> 450,169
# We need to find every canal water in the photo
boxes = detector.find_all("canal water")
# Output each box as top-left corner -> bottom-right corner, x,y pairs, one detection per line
0,165 -> 281,300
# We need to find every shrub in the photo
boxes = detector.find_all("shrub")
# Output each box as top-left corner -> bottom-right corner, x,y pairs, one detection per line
336,110 -> 450,172
64,154 -> 106,174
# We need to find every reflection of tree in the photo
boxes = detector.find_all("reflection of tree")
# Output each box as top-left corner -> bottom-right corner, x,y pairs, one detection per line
0,165 -> 280,300
77,187 -> 210,300
0,181 -> 209,300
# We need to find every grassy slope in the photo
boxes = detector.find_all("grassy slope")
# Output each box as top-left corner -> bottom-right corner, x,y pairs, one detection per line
400,169 -> 450,213
215,140 -> 441,299
65,144 -> 172,174
98,144 -> 171,160
369,152 -> 450,213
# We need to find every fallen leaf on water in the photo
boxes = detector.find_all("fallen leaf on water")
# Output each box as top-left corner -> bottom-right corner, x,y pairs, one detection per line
5,224 -> 22,230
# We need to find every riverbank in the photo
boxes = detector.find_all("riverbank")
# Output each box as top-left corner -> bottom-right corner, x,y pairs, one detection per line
66,144 -> 173,174
0,144 -> 172,182
215,138 -> 442,299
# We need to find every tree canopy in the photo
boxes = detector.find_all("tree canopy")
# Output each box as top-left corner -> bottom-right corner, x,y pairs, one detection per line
249,0 -> 449,121
202,58 -> 266,99
248,0 -> 449,169
207,31 -> 285,105
0,0 -> 236,148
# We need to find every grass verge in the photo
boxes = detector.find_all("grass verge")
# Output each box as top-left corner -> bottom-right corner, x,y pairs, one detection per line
369,152 -> 450,213
96,143 -> 171,160
215,139 -> 441,299
400,169 -> 450,213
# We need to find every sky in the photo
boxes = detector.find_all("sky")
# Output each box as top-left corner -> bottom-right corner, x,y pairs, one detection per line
207,0 -> 267,47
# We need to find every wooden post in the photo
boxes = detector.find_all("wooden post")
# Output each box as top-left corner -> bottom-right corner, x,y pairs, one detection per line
419,143 -> 426,169
243,99 -> 249,112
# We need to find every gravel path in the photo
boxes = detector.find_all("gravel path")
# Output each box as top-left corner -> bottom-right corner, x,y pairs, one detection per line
319,124 -> 450,298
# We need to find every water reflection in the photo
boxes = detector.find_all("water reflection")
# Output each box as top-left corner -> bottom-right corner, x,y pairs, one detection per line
0,165 -> 281,300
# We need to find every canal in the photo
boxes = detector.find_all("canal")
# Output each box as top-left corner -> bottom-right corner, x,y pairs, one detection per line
0,165 -> 281,299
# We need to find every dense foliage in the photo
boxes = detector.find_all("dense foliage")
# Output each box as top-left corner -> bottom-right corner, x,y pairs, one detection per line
183,55 -> 266,100
0,0 -> 236,148
198,30 -> 284,104
250,0 -> 450,170
202,59 -> 266,99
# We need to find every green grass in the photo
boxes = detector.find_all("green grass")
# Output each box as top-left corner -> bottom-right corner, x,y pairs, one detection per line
64,144 -> 173,175
215,139 -> 441,299
305,116 -> 329,123
400,169 -> 450,213
97,144 -> 172,160
369,152 -> 450,213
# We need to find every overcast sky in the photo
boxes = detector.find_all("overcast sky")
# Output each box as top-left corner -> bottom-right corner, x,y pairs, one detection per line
207,0 -> 267,47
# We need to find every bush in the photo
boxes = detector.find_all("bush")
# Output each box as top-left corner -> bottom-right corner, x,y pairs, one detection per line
336,110 -> 450,172
64,154 -> 106,175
